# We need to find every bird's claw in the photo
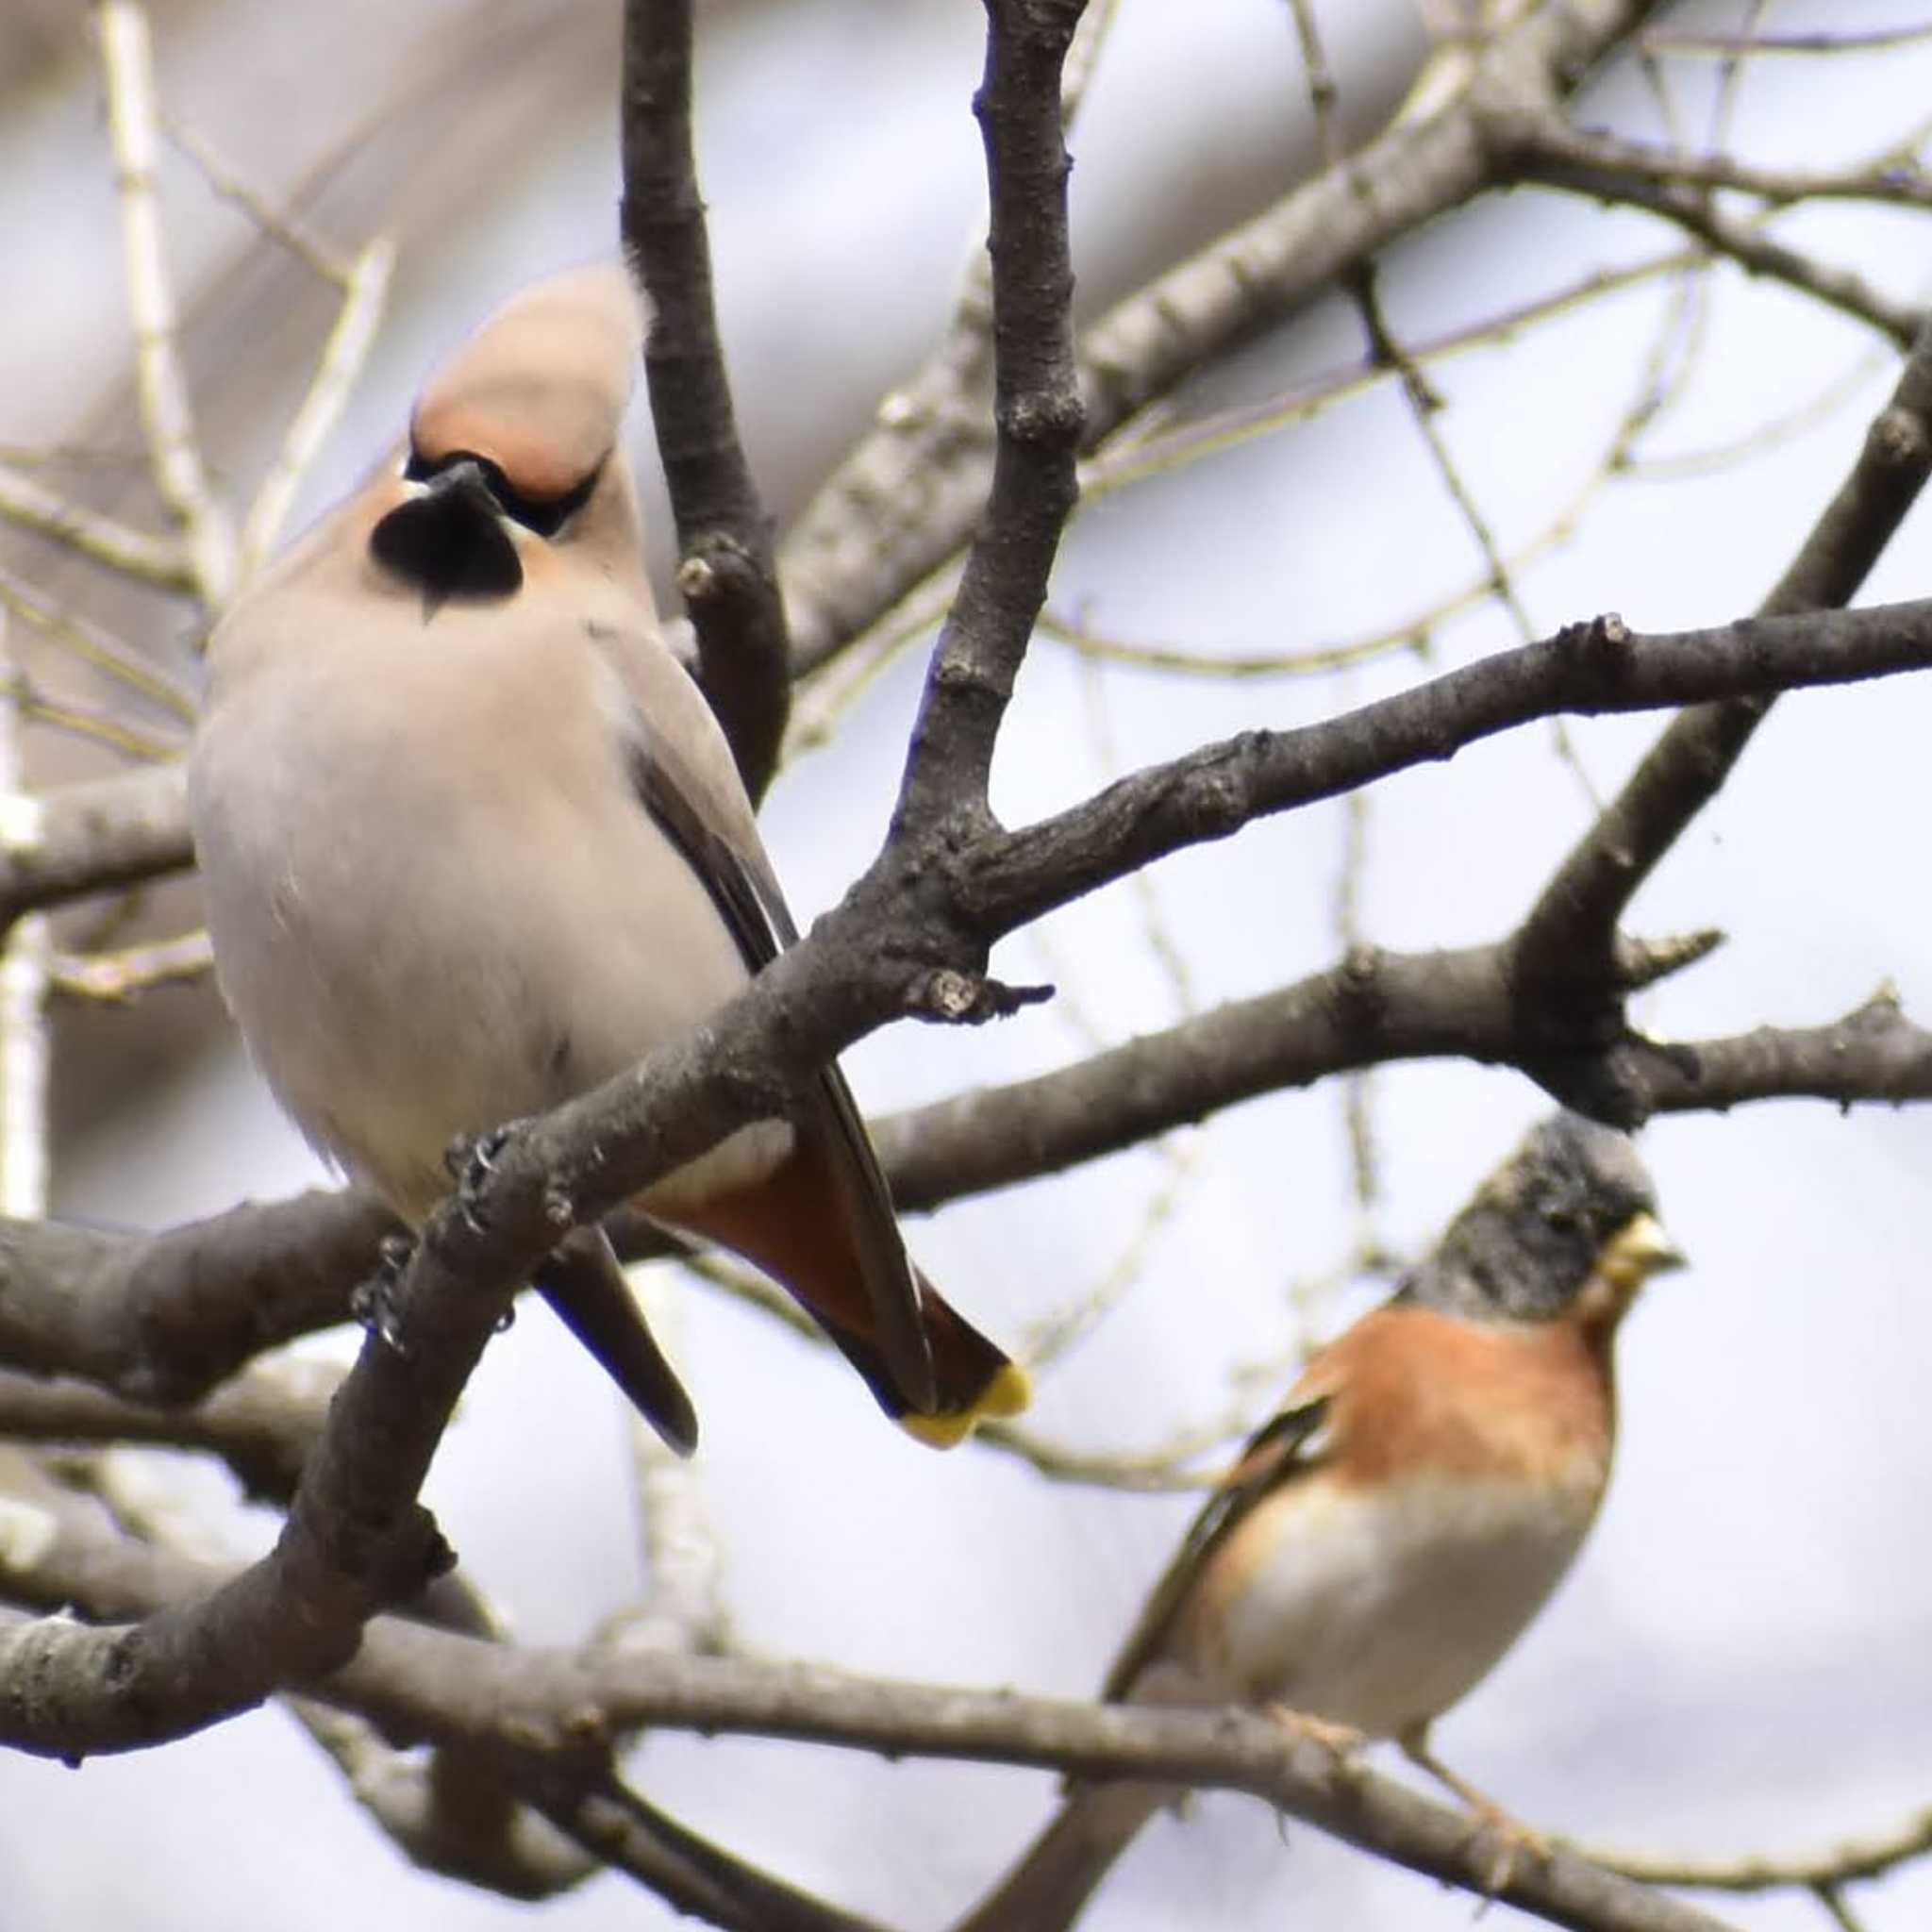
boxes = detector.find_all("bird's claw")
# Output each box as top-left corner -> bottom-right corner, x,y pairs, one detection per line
447,1118 -> 529,1230
1462,1801 -> 1551,1899
1262,1704 -> 1369,1770
351,1233 -> 418,1353
1399,1733 -> 1551,1897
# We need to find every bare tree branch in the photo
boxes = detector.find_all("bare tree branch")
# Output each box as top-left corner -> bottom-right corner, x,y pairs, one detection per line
0,765 -> 191,929
0,1360 -> 327,1502
1504,130 -> 1922,345
23,592 -> 1932,957
0,1455 -> 874,1929
1582,1804 -> 1932,1895
0,0 -> 1097,1769
97,0 -> 236,608
10,5 -> 1932,1925
0,461 -> 195,590
50,929 -> 212,1004
1642,23 -> 1932,59
895,0 -> 1088,826
0,1474 -> 1735,1932
8,974 -> 1932,1420
781,0 -> 1665,675
277,1691 -> 602,1901
619,0 -> 791,801
236,235 -> 393,584
1511,121 -> 1932,214
963,602 -> 1932,936
0,1189 -> 395,1405
525,1774 -> 895,1932
1514,315 -> 1932,991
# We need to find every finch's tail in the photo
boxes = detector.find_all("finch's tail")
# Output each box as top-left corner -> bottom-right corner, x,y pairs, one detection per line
951,1781 -> 1172,1932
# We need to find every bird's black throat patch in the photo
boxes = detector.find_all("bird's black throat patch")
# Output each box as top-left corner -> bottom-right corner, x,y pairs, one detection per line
370,458 -> 524,616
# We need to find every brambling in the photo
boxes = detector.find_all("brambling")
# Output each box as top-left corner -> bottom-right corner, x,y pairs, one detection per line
959,1111 -> 1683,1931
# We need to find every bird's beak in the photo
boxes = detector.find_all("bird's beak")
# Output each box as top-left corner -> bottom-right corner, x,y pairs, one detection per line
1600,1210 -> 1687,1291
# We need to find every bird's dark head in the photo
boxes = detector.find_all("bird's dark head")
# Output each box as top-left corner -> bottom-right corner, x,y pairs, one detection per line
1401,1111 -> 1684,1327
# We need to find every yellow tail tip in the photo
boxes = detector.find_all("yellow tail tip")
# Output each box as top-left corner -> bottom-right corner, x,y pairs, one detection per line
982,1360 -> 1032,1418
897,1361 -> 1033,1450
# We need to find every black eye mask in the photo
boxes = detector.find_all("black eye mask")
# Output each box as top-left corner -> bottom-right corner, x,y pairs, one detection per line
402,447 -> 601,537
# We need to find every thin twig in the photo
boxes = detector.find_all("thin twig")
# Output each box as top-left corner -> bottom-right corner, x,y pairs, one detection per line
782,0 -> 1666,677
237,236 -> 394,585
1521,122 -> 1932,213
1347,258 -> 1601,806
0,619 -> 50,1223
1285,0 -> 1342,167
96,1 -> 237,608
0,567 -> 198,721
1513,317 -> 1932,991
1645,25 -> 1932,59
161,115 -> 354,285
1579,1803 -> 1932,1894
526,1774 -> 892,1932
1508,131 -> 1923,349
0,461 -> 195,591
49,931 -> 213,1005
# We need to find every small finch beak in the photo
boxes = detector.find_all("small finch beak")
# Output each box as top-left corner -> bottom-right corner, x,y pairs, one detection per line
1600,1210 -> 1687,1291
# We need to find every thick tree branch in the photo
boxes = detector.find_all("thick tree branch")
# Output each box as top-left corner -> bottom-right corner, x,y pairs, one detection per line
963,602 -> 1932,935
0,1005 -> 782,1759
29,599 -> 1932,948
0,764 -> 191,929
13,8 -> 1923,1926
12,635 -> 1932,1434
882,972 -> 1932,1199
0,1189 -> 396,1405
0,812 -> 899,1758
0,856 -> 1914,1899
252,1642 -> 1763,1932
9,980 -> 1932,1421
1638,987 -> 1932,1114
8,0 -> 1929,1810
0,1479 -> 1733,1932
619,0 -> 790,801
9,964 -> 1930,1478
0,1458 -> 886,1930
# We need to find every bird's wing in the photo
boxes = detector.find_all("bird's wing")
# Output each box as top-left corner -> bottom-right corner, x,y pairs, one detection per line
1100,1393 -> 1334,1704
607,638 -> 939,1412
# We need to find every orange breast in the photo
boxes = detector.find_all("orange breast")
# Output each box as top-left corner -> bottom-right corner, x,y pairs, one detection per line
1160,1306 -> 1620,1731
1312,1304 -> 1615,1492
